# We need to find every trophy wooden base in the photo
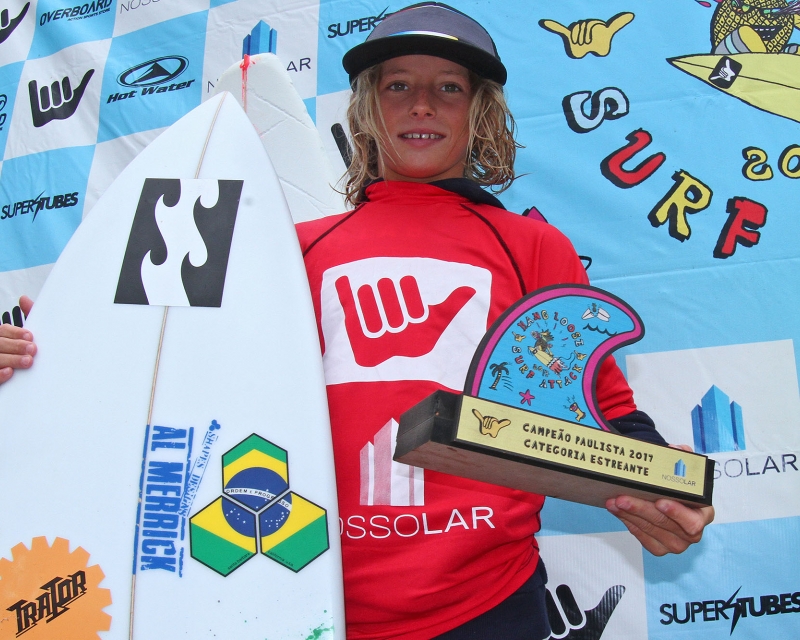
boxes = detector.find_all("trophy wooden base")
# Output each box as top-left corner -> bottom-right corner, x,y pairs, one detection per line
394,391 -> 714,509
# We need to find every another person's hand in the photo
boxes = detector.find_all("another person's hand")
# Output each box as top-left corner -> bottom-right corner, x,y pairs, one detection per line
606,444 -> 715,556
0,296 -> 35,384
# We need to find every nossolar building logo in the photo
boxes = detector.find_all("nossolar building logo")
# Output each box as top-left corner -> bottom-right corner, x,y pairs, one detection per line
117,56 -> 188,88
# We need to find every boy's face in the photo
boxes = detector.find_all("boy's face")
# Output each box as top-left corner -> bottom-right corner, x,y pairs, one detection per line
377,55 -> 472,183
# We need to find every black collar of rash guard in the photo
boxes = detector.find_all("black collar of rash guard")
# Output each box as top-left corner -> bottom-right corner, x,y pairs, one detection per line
362,178 -> 506,209
429,178 -> 506,209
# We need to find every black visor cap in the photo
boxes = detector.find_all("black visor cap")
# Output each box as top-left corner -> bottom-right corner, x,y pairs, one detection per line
342,3 -> 507,85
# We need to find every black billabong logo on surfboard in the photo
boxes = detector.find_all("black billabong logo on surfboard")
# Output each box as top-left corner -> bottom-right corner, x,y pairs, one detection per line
115,178 -> 243,307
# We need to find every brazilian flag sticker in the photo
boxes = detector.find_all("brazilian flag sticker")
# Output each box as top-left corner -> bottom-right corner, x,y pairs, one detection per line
222,435 -> 290,511
190,497 -> 257,576
190,433 -> 329,576
260,492 -> 329,572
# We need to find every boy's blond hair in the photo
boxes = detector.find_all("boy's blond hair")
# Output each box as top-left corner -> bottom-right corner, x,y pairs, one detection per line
344,64 -> 520,206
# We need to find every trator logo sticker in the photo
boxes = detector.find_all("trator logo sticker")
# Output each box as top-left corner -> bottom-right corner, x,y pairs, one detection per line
115,178 -> 243,307
28,69 -> 94,127
0,3 -> 29,44
0,537 -> 111,639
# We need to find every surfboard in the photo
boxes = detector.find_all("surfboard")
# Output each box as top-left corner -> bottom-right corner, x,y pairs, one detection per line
213,53 -> 346,223
668,52 -> 800,123
0,92 -> 344,639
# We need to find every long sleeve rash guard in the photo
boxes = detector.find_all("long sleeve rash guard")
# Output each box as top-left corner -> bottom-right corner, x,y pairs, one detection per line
296,180 -> 658,639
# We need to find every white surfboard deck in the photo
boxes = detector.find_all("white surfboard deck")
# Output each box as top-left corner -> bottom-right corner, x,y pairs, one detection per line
214,53 -> 346,223
0,93 -> 344,639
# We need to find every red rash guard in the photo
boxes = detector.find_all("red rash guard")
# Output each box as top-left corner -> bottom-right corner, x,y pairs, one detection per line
297,181 -> 636,639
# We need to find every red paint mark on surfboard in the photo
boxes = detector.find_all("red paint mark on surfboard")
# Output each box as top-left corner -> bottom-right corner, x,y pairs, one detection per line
240,54 -> 254,111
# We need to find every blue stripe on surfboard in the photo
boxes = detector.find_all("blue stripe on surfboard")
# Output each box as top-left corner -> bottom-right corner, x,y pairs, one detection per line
131,423 -> 151,577
178,426 -> 194,577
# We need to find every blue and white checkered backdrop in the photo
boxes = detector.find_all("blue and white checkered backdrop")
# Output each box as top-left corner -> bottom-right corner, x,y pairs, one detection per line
1,0 -> 798,636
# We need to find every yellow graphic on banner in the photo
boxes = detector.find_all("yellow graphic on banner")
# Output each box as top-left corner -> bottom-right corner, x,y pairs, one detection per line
711,0 -> 800,54
670,53 -> 800,123
671,0 -> 800,123
539,12 -> 634,58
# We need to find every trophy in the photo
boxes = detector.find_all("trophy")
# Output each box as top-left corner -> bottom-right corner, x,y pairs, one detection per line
394,285 -> 713,508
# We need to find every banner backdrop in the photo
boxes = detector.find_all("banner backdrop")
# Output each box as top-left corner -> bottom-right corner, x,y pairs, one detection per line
1,0 -> 798,637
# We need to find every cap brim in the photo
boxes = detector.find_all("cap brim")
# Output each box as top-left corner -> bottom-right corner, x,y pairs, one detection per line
343,34 -> 507,85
